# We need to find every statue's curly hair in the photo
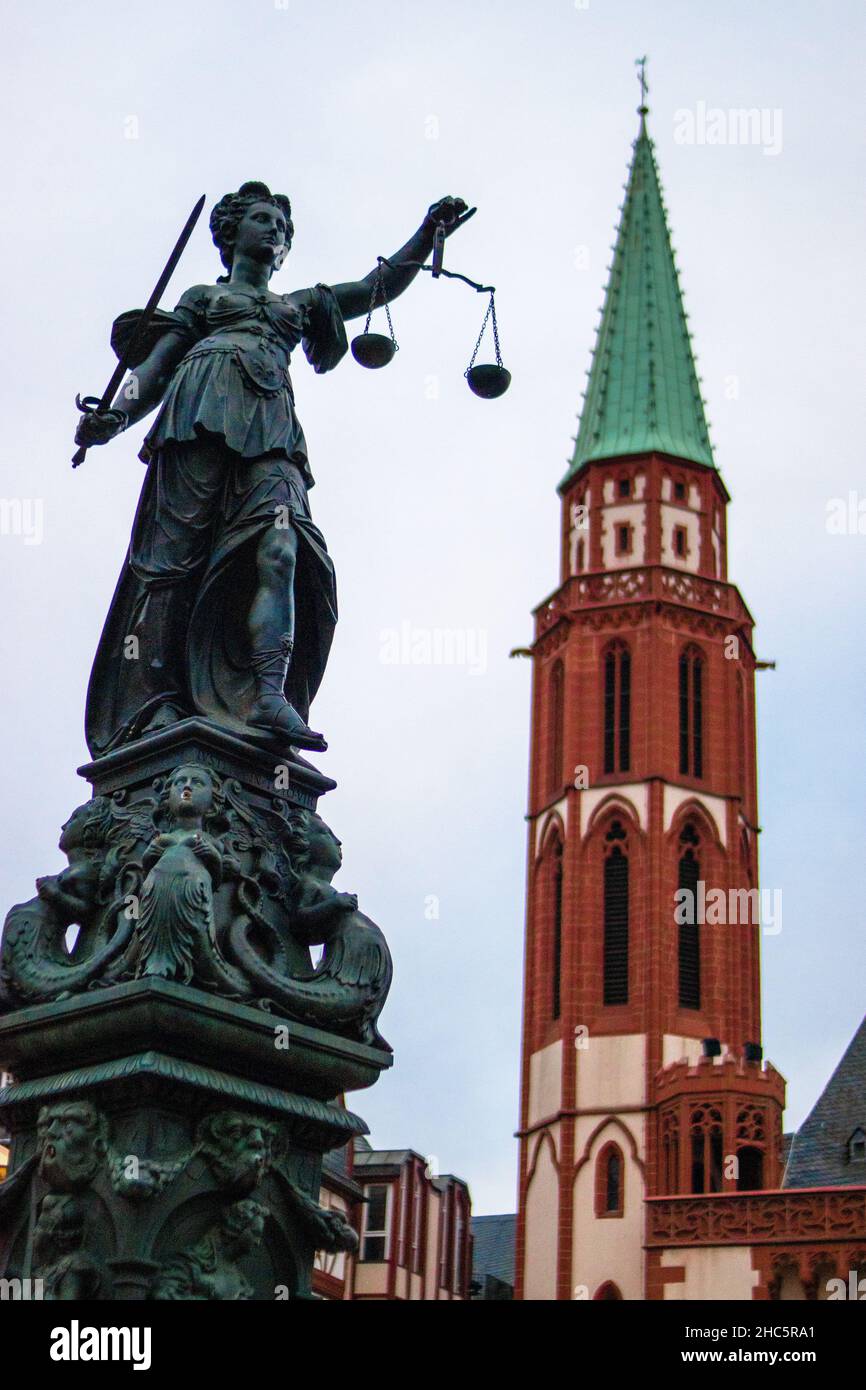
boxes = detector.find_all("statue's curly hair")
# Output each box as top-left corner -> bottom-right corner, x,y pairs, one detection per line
209,180 -> 294,274
59,796 -> 113,852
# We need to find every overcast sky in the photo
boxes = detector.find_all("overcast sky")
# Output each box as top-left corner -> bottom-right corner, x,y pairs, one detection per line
1,0 -> 864,1214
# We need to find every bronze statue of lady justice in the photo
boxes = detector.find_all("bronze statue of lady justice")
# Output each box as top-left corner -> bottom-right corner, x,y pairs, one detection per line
75,184 -> 474,754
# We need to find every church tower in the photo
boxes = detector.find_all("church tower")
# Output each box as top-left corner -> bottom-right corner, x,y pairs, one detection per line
515,95 -> 785,1301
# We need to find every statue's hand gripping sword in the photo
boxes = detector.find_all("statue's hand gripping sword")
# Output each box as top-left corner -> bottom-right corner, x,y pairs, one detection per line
72,194 -> 206,468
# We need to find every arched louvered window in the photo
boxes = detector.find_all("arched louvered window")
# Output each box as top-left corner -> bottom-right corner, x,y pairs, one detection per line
603,821 -> 629,1005
603,644 -> 631,774
679,647 -> 704,778
549,660 -> 565,793
551,839 -> 563,1021
678,822 -> 701,1010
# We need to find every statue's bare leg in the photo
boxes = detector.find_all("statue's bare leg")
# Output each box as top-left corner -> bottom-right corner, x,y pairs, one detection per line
246,526 -> 327,751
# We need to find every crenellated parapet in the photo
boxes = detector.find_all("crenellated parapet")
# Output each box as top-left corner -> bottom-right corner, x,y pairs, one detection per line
651,1052 -> 786,1198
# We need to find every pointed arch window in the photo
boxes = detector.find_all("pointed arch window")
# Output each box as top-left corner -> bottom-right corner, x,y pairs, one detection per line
678,821 -> 701,1010
661,1108 -> 680,1193
735,1106 -> 767,1191
594,1141 -> 625,1218
593,1281 -> 623,1300
549,660 -> 565,793
690,1105 -> 723,1194
679,646 -> 704,778
603,643 -> 631,774
603,821 -> 629,1005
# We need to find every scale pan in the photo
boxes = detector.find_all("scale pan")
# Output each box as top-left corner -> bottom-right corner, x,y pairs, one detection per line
351,333 -> 397,369
466,363 -> 511,399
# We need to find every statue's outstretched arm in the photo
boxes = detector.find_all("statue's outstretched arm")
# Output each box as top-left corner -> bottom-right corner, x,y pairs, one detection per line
330,195 -> 474,321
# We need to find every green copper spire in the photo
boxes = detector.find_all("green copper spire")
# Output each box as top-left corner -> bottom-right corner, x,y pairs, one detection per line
562,93 -> 715,486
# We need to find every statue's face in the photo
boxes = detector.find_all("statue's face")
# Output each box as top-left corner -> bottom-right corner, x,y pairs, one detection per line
58,804 -> 97,855
168,765 -> 214,820
234,200 -> 288,272
307,815 -> 342,871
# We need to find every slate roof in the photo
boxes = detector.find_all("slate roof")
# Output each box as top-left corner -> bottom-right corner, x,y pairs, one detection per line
471,1213 -> 516,1293
561,111 -> 714,487
783,1014 -> 866,1188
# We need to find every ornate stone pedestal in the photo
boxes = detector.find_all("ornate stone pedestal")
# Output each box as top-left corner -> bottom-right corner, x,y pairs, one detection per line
0,721 -> 393,1299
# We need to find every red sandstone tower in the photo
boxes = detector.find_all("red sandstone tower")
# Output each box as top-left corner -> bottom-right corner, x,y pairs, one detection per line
515,103 -> 785,1301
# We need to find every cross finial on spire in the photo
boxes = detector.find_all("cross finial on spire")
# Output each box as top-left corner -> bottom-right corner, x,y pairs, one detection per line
635,55 -> 649,123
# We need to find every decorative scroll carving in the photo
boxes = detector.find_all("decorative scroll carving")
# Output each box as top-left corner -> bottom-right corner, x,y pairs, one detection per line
577,570 -> 648,604
660,571 -> 726,613
647,1188 -> 866,1247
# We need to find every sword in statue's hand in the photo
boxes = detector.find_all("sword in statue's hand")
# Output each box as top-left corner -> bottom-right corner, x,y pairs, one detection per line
71,194 -> 206,468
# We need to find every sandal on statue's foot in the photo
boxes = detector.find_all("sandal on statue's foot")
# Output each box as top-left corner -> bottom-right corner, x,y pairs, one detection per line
246,695 -> 328,752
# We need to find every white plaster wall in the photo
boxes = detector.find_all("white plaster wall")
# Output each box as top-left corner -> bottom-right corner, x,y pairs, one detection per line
523,1127 -> 560,1300
663,785 -> 728,847
634,472 -> 647,500
576,1033 -> 646,1109
600,501 -> 647,569
579,783 -> 649,836
424,1189 -> 441,1297
662,1033 -> 705,1067
528,1039 -> 563,1127
572,1114 -> 646,1300
660,1245 -> 759,1300
661,504 -> 700,572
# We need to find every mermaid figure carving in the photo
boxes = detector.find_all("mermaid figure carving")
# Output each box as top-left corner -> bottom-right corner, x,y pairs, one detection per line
228,810 -> 393,1049
0,799 -> 133,1005
129,765 -> 245,995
